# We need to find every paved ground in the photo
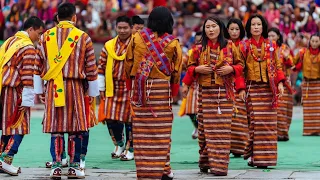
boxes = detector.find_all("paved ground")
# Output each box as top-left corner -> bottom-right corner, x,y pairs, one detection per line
1,169 -> 320,179
1,106 -> 320,179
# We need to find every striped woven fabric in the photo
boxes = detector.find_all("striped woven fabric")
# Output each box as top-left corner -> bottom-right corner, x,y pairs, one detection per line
231,93 -> 248,155
43,79 -> 88,133
244,82 -> 277,167
1,87 -> 30,135
101,80 -> 131,122
277,85 -> 293,139
202,83 -> 233,175
132,79 -> 173,180
185,81 -> 198,115
197,85 -> 209,169
302,80 -> 320,136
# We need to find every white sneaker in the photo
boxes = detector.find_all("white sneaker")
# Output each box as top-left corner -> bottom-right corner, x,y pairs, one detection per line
111,145 -> 125,159
0,157 -> 19,176
50,167 -> 62,179
248,156 -> 254,167
192,128 -> 198,139
67,167 -> 85,179
120,150 -> 134,161
80,159 -> 85,169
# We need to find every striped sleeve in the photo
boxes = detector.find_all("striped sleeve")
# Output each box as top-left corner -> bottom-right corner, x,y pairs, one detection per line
20,46 -> 37,88
98,45 -> 108,75
84,33 -> 98,81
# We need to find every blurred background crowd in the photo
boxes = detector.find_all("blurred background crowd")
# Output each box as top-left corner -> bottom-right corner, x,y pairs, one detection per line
0,0 -> 318,105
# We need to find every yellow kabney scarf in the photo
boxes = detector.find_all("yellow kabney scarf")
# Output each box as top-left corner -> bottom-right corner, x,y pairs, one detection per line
104,36 -> 127,97
0,31 -> 33,95
42,21 -> 84,107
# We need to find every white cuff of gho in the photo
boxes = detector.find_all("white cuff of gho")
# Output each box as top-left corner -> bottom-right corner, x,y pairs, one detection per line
88,79 -> 99,97
98,74 -> 106,91
21,87 -> 35,107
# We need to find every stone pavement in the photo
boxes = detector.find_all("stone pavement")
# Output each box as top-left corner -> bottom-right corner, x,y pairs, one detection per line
1,169 -> 320,180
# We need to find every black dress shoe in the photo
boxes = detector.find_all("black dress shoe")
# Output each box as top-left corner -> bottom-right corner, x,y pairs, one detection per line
233,153 -> 242,158
200,167 -> 209,173
257,166 -> 268,169
161,174 -> 173,180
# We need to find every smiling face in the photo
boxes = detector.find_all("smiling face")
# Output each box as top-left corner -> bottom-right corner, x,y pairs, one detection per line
116,22 -> 132,41
250,17 -> 263,37
204,19 -> 220,42
228,23 -> 240,40
27,26 -> 44,43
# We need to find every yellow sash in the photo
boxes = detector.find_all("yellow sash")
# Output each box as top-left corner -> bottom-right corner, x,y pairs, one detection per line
0,31 -> 33,95
104,36 -> 127,97
42,21 -> 84,107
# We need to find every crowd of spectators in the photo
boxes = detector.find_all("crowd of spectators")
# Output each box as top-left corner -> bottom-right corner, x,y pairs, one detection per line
0,0 -> 318,104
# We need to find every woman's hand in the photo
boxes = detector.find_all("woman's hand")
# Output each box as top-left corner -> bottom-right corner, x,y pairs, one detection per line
195,65 -> 213,74
278,82 -> 284,97
182,85 -> 189,98
239,90 -> 246,102
216,65 -> 234,76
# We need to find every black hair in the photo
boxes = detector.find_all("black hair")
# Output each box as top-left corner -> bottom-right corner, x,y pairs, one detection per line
147,6 -> 174,35
225,18 -> 245,40
116,15 -> 132,26
58,3 -> 76,21
23,16 -> 45,31
309,32 -> 320,49
195,31 -> 202,36
290,29 -> 297,34
53,13 -> 58,24
245,14 -> 268,39
268,27 -> 283,46
201,16 -> 227,50
132,16 -> 144,25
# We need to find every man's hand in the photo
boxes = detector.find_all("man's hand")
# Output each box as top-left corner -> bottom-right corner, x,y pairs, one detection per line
18,106 -> 25,111
100,91 -> 105,101
39,94 -> 45,104
216,65 -> 234,76
195,65 -> 213,74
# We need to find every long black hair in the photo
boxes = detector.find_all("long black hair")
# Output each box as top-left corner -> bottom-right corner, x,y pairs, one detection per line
225,18 -> 245,40
201,16 -> 227,51
268,27 -> 283,46
245,14 -> 268,39
147,6 -> 174,35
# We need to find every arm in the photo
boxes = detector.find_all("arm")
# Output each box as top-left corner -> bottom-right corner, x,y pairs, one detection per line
20,47 -> 37,107
292,49 -> 303,71
98,45 -> 107,92
274,43 -> 286,84
84,34 -> 99,97
124,36 -> 134,90
183,46 -> 198,86
231,44 -> 246,92
171,40 -> 183,97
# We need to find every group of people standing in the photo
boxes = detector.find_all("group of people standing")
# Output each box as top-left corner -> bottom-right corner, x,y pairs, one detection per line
180,10 -> 320,177
0,2 -> 319,180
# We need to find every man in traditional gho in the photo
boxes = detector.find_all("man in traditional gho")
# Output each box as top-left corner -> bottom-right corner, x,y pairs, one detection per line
98,16 -> 134,161
0,16 -> 44,176
125,7 -> 182,180
132,15 -> 144,34
35,3 -> 99,179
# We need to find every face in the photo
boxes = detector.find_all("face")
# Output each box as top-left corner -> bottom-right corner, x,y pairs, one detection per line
310,36 -> 320,49
268,31 -> 278,42
116,22 -> 132,40
132,24 -> 144,34
284,16 -> 289,22
250,17 -> 263,37
228,23 -> 240,40
195,35 -> 201,44
28,26 -> 44,43
269,2 -> 274,9
204,19 -> 220,41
